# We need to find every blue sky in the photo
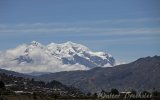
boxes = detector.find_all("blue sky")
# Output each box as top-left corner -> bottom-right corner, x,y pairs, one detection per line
0,0 -> 160,62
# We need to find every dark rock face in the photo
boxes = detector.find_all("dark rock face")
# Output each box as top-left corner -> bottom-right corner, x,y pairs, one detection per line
38,56 -> 160,93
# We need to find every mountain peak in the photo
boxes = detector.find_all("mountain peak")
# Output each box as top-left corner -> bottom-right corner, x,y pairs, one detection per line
0,41 -> 116,73
47,41 -> 90,53
63,41 -> 83,47
30,41 -> 42,47
134,55 -> 160,64
65,41 -> 75,45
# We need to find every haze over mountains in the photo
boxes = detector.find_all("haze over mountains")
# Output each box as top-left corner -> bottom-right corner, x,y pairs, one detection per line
0,41 -> 115,73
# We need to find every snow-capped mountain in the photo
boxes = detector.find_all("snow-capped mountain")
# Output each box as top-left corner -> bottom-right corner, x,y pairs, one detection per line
0,41 -> 116,73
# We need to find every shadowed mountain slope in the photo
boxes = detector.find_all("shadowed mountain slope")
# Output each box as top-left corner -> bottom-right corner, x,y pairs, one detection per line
38,56 -> 160,93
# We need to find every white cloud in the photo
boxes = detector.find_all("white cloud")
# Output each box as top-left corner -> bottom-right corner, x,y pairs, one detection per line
0,43 -> 89,73
115,61 -> 126,65
0,52 -> 89,73
3,63 -> 88,73
0,26 -> 160,36
0,18 -> 160,36
1,17 -> 159,28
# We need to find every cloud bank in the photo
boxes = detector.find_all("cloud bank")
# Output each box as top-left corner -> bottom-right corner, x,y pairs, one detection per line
0,43 -> 89,73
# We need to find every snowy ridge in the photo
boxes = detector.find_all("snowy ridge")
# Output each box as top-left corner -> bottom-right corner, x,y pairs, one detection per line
0,41 -> 116,73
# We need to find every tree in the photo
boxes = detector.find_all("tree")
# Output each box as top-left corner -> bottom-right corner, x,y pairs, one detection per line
152,91 -> 159,97
87,92 -> 92,97
130,89 -> 136,95
0,81 -> 5,92
101,90 -> 106,96
31,78 -> 35,82
0,81 -> 5,89
0,81 -> 5,100
54,95 -> 57,100
152,90 -> 160,100
93,93 -> 98,98
110,88 -> 119,95
141,91 -> 151,96
33,92 -> 37,100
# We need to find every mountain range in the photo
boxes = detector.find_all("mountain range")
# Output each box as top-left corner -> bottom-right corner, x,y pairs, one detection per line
0,41 -> 159,93
0,55 -> 160,93
0,41 -> 115,73
37,56 -> 160,93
